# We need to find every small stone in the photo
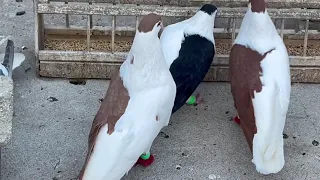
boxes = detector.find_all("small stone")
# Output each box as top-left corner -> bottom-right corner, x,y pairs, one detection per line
175,165 -> 182,170
47,97 -> 58,102
24,67 -> 31,72
302,153 -> 306,156
312,140 -> 319,146
182,152 -> 189,157
225,111 -> 229,114
16,11 -> 26,16
16,0 -> 23,2
22,46 -> 28,50
208,174 -> 217,179
69,79 -> 86,85
99,98 -> 103,103
283,133 -> 289,139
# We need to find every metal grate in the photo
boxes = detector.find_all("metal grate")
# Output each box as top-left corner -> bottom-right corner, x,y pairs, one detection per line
34,0 -> 320,83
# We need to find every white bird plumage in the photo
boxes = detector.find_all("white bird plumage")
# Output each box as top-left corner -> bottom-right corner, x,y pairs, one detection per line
160,10 -> 216,67
234,3 -> 291,174
81,15 -> 176,180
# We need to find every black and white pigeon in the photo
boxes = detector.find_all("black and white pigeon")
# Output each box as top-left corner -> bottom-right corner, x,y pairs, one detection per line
160,4 -> 217,113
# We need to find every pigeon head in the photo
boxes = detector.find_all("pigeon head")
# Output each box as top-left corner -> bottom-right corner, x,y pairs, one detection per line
138,13 -> 163,35
199,4 -> 218,16
249,0 -> 266,13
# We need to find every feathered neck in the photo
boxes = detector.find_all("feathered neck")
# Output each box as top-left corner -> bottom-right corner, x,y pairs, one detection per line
234,5 -> 279,54
120,31 -> 168,93
250,0 -> 266,13
184,11 -> 215,44
130,32 -> 166,69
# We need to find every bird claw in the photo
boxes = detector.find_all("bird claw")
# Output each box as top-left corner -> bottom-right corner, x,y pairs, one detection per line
233,115 -> 241,125
194,93 -> 205,106
134,154 -> 155,167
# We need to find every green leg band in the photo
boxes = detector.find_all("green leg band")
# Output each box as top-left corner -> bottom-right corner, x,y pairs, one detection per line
186,95 -> 196,105
140,152 -> 150,160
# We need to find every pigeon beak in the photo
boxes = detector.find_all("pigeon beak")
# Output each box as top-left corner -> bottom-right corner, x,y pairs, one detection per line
158,27 -> 163,38
158,22 -> 164,38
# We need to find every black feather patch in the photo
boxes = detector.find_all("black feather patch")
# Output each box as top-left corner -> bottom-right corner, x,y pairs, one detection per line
170,34 -> 215,114
200,4 -> 218,15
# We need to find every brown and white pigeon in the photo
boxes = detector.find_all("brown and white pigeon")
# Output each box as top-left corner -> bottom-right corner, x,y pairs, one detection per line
78,14 -> 176,180
229,0 -> 291,175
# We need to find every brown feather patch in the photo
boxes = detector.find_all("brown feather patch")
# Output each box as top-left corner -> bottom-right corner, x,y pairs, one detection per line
229,44 -> 274,152
249,0 -> 266,13
78,69 -> 130,179
138,13 -> 161,33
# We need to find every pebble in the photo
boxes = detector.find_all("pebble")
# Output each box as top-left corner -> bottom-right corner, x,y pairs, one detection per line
16,11 -> 26,16
175,165 -> 182,170
312,140 -> 319,146
209,174 -> 220,179
47,97 -> 58,102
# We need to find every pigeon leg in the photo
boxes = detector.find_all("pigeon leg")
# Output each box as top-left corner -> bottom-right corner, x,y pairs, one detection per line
186,93 -> 205,106
135,152 -> 155,167
135,143 -> 155,167
233,115 -> 241,125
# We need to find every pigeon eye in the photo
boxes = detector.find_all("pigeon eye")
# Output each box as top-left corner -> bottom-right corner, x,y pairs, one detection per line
157,22 -> 162,27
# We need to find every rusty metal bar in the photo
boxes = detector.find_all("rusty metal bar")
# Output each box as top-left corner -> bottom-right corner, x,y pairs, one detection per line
111,15 -> 115,53
280,19 -> 285,39
65,0 -> 69,28
227,18 -> 232,33
231,18 -> 236,43
89,1 -> 93,28
135,16 -> 139,32
303,19 -> 309,57
37,4 -> 320,20
87,15 -> 91,51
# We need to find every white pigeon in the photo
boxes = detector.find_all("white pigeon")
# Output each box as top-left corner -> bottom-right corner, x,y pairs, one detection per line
78,13 -> 176,180
229,0 -> 291,175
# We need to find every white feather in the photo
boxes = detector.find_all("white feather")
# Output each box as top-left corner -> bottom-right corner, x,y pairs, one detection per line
235,6 -> 291,175
82,22 -> 176,180
160,11 -> 216,67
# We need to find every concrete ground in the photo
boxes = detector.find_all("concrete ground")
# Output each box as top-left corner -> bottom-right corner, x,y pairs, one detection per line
1,0 -> 320,180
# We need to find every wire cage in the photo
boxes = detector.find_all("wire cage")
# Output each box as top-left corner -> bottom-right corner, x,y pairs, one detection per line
34,0 -> 320,83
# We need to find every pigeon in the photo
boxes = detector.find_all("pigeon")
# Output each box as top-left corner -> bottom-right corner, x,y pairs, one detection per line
160,4 -> 217,113
78,13 -> 176,180
0,38 -> 25,78
229,0 -> 291,175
